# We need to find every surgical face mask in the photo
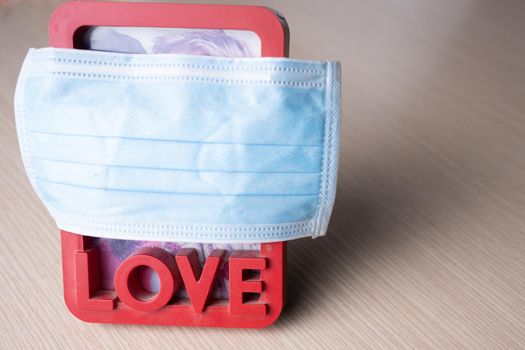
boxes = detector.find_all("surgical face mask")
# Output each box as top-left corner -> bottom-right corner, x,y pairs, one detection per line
14,48 -> 340,243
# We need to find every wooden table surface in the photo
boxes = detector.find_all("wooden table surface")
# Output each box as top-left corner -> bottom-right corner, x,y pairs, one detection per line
1,0 -> 524,348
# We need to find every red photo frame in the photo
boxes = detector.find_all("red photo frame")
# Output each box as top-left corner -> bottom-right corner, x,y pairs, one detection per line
50,1 -> 289,328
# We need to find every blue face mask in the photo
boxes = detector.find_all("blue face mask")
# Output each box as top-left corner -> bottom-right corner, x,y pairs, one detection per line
15,48 -> 340,243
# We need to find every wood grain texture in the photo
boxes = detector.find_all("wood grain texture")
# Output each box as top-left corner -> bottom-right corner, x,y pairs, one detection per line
1,0 -> 524,348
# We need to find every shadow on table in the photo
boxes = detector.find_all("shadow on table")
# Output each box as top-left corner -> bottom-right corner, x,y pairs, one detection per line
275,2 -> 490,323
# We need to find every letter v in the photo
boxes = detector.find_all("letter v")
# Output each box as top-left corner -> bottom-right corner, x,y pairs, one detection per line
176,248 -> 225,313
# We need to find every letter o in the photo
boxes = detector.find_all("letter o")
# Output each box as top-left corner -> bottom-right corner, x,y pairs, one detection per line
114,247 -> 179,311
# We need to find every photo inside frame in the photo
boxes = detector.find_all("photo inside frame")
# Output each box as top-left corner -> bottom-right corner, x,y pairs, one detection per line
83,26 -> 262,56
80,26 -> 263,299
